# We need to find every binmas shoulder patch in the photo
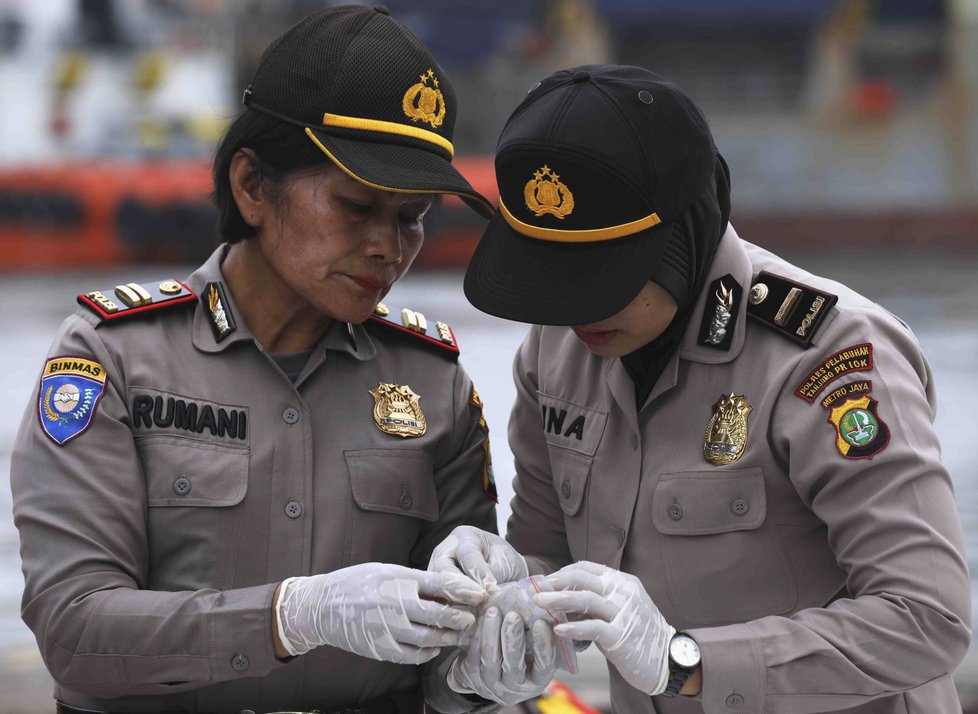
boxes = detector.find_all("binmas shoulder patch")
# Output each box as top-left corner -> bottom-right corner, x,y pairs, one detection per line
746,271 -> 837,347
366,303 -> 460,360
78,279 -> 196,322
38,356 -> 107,445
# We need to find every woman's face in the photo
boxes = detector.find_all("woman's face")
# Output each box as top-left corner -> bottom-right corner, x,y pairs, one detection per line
255,165 -> 433,324
570,281 -> 678,357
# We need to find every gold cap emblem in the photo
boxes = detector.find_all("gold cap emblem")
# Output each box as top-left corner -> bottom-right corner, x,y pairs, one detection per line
524,165 -> 574,218
370,383 -> 426,438
402,69 -> 446,128
704,393 -> 753,466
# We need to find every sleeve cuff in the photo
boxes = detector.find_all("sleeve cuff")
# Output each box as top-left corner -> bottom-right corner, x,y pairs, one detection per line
210,582 -> 287,679
685,623 -> 766,714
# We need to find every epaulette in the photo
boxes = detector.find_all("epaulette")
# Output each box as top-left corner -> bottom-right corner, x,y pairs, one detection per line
745,271 -> 837,347
367,303 -> 459,359
77,279 -> 196,322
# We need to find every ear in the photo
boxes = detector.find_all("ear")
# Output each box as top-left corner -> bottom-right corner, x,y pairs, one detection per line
229,149 -> 266,228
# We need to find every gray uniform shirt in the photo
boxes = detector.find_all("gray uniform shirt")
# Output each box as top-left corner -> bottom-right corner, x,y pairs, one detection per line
11,246 -> 497,712
506,227 -> 971,714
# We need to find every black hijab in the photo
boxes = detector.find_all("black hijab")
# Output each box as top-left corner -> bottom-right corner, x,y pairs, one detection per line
621,154 -> 732,405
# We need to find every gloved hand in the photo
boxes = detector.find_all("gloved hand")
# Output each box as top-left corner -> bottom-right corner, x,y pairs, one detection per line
429,525 -> 529,588
275,562 -> 485,664
447,605 -> 556,705
533,561 -> 675,695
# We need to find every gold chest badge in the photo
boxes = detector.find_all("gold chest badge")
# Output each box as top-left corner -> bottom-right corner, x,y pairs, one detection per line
704,393 -> 753,466
370,383 -> 427,438
402,69 -> 446,128
524,165 -> 574,218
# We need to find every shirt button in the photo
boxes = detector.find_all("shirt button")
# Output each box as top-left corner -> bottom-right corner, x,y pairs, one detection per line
282,407 -> 300,424
725,693 -> 745,708
617,529 -> 626,548
231,653 -> 250,671
285,500 -> 303,519
630,434 -> 639,450
173,476 -> 192,496
561,479 -> 572,499
668,503 -> 683,521
399,488 -> 414,510
731,499 -> 750,516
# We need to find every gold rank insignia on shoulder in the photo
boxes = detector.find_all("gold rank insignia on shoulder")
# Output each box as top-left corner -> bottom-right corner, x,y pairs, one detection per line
402,68 -> 446,128
704,393 -> 753,466
746,271 -> 837,347
370,383 -> 426,438
77,279 -> 196,322
524,165 -> 574,218
367,303 -> 460,359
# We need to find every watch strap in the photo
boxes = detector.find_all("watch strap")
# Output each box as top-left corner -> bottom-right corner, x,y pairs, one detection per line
660,666 -> 692,698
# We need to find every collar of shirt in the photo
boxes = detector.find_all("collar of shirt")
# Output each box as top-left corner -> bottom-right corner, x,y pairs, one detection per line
184,244 -> 377,362
602,225 -> 753,414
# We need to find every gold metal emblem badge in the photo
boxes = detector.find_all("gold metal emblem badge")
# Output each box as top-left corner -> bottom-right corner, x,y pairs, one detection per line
205,282 -> 235,342
369,383 -> 427,438
402,69 -> 446,128
704,281 -> 734,346
159,279 -> 183,295
748,283 -> 768,305
524,165 -> 574,218
704,393 -> 753,466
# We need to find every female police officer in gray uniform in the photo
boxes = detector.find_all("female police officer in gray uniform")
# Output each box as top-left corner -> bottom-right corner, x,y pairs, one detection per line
11,7 -> 502,713
435,65 -> 971,713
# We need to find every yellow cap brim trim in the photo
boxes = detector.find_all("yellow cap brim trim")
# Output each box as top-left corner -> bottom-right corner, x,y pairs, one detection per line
323,112 -> 454,157
304,128 -> 492,212
499,198 -> 661,243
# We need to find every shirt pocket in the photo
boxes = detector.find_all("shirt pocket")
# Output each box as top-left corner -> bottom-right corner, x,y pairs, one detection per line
136,435 -> 250,590
546,445 -> 592,559
651,467 -> 797,624
344,449 -> 439,566
139,435 -> 249,507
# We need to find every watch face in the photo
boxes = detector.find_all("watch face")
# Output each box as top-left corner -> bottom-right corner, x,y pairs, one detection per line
670,635 -> 701,668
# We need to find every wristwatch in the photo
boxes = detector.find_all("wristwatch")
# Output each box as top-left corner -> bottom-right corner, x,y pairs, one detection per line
660,632 -> 701,698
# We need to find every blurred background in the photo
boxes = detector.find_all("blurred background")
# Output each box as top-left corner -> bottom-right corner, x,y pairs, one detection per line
0,0 -> 976,711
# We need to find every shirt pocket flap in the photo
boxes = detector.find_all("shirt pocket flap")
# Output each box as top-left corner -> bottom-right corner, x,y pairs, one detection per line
138,436 -> 249,507
652,467 -> 766,535
345,449 -> 439,522
547,446 -> 592,516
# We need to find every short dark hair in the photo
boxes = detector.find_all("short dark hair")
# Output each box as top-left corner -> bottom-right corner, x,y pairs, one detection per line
211,108 -> 331,243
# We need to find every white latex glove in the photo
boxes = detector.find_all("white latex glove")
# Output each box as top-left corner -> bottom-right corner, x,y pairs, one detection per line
533,561 -> 675,695
447,605 -> 556,705
428,525 -> 528,588
276,563 -> 485,664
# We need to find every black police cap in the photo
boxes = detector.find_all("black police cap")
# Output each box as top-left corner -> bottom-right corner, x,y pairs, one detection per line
243,5 -> 492,218
464,65 -> 720,325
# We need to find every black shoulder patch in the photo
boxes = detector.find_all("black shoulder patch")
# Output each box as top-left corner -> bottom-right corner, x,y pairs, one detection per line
78,279 -> 196,322
366,303 -> 460,360
746,271 -> 837,347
